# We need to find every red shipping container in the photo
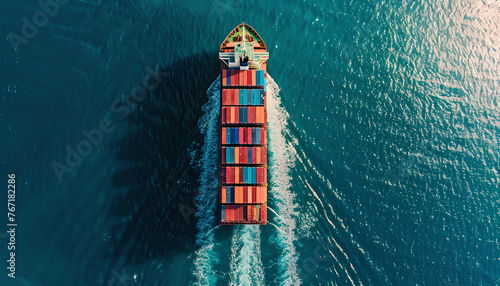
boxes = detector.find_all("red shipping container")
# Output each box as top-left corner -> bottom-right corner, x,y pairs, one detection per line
252,106 -> 258,123
253,187 -> 257,203
261,148 -> 267,164
221,107 -> 226,124
234,166 -> 239,184
239,147 -> 244,163
235,70 -> 239,86
247,70 -> 251,86
222,71 -> 227,86
235,206 -> 240,221
242,128 -> 247,144
239,206 -> 244,221
235,107 -> 239,124
238,127 -> 243,144
232,205 -> 236,221
247,205 -> 252,221
246,107 -> 252,123
221,166 -> 226,183
230,106 -> 235,123
261,205 -> 267,222
222,89 -> 227,105
260,128 -> 266,145
233,89 -> 239,105
231,70 -> 236,86
248,106 -> 255,123
225,167 -> 230,184
231,167 -> 235,184
247,128 -> 252,144
243,187 -> 248,203
257,168 -> 262,184
222,127 -> 226,144
243,147 -> 248,164
239,70 -> 244,86
227,205 -> 231,221
222,147 -> 226,164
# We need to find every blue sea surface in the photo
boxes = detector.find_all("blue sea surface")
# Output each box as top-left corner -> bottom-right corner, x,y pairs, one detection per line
1,0 -> 499,285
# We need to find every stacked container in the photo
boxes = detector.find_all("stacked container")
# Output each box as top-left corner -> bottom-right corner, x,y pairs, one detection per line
220,69 -> 268,224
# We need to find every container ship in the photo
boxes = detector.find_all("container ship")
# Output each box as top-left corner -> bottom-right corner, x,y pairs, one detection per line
219,22 -> 269,225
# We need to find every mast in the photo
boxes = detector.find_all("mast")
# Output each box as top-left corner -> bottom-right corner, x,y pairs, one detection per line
242,23 -> 245,45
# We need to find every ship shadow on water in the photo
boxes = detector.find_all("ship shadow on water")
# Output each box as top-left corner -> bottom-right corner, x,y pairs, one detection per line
105,52 -> 221,269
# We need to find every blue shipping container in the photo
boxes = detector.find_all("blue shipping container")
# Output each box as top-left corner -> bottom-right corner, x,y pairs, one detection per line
221,205 -> 225,221
247,167 -> 253,184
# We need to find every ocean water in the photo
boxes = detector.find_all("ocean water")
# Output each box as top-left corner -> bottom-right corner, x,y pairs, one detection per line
1,0 -> 499,285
